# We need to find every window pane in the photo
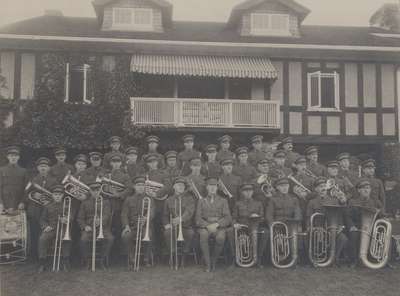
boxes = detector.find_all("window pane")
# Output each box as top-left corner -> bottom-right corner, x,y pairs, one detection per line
134,9 -> 152,26
229,78 -> 251,100
252,14 -> 269,30
270,15 -> 288,31
310,75 -> 319,106
114,8 -> 132,25
321,76 -> 335,108
69,65 -> 84,103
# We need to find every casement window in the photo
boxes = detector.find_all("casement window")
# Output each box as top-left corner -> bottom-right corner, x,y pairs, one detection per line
64,63 -> 93,104
0,52 -> 15,100
307,71 -> 340,111
112,7 -> 153,30
250,13 -> 290,36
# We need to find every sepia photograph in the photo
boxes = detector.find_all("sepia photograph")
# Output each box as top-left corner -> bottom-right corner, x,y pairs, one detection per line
0,0 -> 400,295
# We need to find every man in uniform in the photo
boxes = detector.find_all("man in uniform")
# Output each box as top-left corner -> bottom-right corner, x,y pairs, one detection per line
280,137 -> 300,169
216,135 -> 235,163
186,156 -> 207,199
121,176 -> 155,268
291,156 -> 315,213
201,144 -> 221,178
163,151 -> 181,184
103,136 -> 126,171
85,151 -> 107,184
337,152 -> 359,189
163,177 -> 196,267
142,135 -> 165,169
326,160 -> 353,200
232,183 -> 268,267
178,134 -> 201,176
252,158 -> 274,207
49,147 -> 74,183
219,158 -> 241,211
78,181 -> 114,270
196,177 -> 232,272
305,146 -> 326,177
360,159 -> 386,212
0,146 -> 28,213
37,185 -> 72,272
248,135 -> 266,167
125,146 -> 145,179
346,179 -> 383,267
306,177 -> 348,266
69,154 -> 90,218
270,150 -> 292,180
233,147 -> 257,182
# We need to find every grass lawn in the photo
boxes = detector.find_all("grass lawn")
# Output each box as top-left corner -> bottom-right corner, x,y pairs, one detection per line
1,261 -> 400,296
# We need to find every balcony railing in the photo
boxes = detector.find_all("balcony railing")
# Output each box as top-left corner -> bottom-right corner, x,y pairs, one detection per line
130,97 -> 280,129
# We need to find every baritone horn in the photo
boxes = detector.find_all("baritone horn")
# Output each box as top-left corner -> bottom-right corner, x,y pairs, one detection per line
62,171 -> 90,201
25,182 -> 53,206
97,175 -> 126,198
270,220 -> 298,268
132,197 -> 151,272
234,224 -> 257,268
145,175 -> 168,201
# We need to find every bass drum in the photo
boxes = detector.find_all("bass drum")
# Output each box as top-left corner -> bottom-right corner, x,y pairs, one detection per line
0,211 -> 28,264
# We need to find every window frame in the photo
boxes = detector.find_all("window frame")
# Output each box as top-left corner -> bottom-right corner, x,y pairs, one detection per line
112,7 -> 154,31
64,63 -> 93,105
307,71 -> 341,112
250,13 -> 290,36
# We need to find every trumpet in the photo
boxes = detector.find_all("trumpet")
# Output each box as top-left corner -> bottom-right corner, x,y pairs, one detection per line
132,197 -> 151,272
91,195 -> 104,272
62,171 -> 90,201
270,220 -> 298,268
52,196 -> 72,272
145,176 -> 168,201
25,181 -> 53,206
235,224 -> 257,268
170,197 -> 184,270
188,179 -> 203,200
97,175 -> 126,198
218,179 -> 233,199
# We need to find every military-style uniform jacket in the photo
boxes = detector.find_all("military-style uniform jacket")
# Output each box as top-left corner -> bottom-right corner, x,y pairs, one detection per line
248,150 -> 266,167
201,161 -> 222,179
307,161 -> 326,177
338,168 -> 359,189
40,201 -> 64,230
78,196 -> 112,231
163,166 -> 181,185
177,149 -> 201,176
84,166 -> 107,184
216,150 -> 235,163
327,176 -> 353,198
219,173 -> 241,200
196,194 -> 232,228
265,192 -> 302,226
284,151 -> 301,168
121,193 -> 155,228
291,171 -> 314,192
106,169 -> 133,200
0,163 -> 28,209
125,162 -> 145,179
103,150 -> 126,171
233,163 -> 257,182
162,192 -> 195,228
233,198 -> 264,227
345,196 -> 383,229
186,173 -> 206,199
27,174 -> 57,220
49,162 -> 74,184
364,176 -> 386,212
251,173 -> 273,208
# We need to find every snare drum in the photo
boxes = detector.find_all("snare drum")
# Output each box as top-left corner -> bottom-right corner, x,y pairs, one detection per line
0,211 -> 27,264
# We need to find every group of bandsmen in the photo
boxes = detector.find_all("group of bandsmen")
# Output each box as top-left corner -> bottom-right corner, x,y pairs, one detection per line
0,134 -> 396,273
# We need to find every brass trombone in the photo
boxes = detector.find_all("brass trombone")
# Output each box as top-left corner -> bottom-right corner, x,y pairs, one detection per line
91,196 -> 104,272
270,220 -> 298,268
52,196 -> 72,272
132,197 -> 151,272
170,197 -> 184,270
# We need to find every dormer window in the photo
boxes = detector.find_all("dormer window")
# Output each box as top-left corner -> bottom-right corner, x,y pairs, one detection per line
250,13 -> 290,36
112,7 -> 153,31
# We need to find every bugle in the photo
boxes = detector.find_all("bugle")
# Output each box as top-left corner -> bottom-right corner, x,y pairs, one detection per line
132,197 -> 151,272
25,182 -> 53,206
62,172 -> 90,201
91,196 -> 104,272
270,220 -> 298,268
235,224 -> 257,268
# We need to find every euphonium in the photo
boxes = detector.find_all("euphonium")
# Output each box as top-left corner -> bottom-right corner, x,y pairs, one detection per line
62,172 -> 90,201
97,176 -> 126,198
235,224 -> 257,268
25,182 -> 53,206
358,206 -> 392,269
270,220 -> 298,268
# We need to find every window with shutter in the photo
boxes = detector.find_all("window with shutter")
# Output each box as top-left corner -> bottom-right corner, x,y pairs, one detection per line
64,63 -> 93,104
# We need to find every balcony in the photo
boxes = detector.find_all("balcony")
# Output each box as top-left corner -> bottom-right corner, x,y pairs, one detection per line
130,97 -> 280,129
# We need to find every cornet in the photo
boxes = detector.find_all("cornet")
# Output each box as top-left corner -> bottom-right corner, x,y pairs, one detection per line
25,182 -> 53,206
91,196 -> 104,272
62,172 -> 90,201
96,175 -> 126,198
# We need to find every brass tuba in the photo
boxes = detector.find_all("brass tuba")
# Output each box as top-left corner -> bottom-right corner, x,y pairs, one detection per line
234,224 -> 257,268
25,182 -> 53,206
62,171 -> 90,201
358,206 -> 392,269
270,220 -> 298,268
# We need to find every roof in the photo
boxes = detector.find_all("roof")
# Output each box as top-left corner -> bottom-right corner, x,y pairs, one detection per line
131,54 -> 278,79
369,3 -> 400,31
1,15 -> 400,48
228,0 -> 311,26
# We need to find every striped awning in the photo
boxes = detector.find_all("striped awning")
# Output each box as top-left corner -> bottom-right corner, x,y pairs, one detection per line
130,54 -> 278,79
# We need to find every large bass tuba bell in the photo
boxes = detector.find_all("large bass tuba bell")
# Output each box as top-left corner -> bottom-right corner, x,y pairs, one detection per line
270,220 -> 298,268
234,224 -> 257,268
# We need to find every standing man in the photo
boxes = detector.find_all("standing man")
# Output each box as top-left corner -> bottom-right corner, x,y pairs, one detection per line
163,151 -> 181,183
270,150 -> 292,180
186,156 -> 207,199
233,147 -> 257,183
49,147 -> 74,183
325,160 -> 352,199
142,135 -> 165,169
216,135 -> 235,163
196,177 -> 232,272
360,159 -> 386,212
304,146 -> 326,177
252,158 -> 274,207
0,146 -> 28,213
248,135 -> 266,167
290,156 -> 315,213
85,151 -> 107,184
337,152 -> 359,190
103,136 -> 125,171
202,144 -> 222,179
280,137 -> 300,169
178,134 -> 201,177
219,158 -> 241,211
125,146 -> 145,179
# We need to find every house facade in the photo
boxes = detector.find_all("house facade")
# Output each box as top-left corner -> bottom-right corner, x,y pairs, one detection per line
0,0 -> 400,166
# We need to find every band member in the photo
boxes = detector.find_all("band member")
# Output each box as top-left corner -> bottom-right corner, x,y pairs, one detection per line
326,160 -> 352,199
219,158 -> 241,210
37,185 -> 72,272
196,177 -> 232,272
103,136 -> 125,171
280,137 -> 300,169
70,154 -> 90,218
125,146 -> 145,179
233,183 -> 268,267
270,150 -> 292,179
360,159 -> 386,212
178,134 -> 201,176
49,147 -> 74,183
233,147 -> 257,182
291,156 -> 314,212
346,179 -> 383,267
248,135 -> 266,167
142,135 -> 165,169
163,151 -> 181,184
27,157 -> 57,259
337,152 -> 359,188
78,181 -> 114,270
201,144 -> 222,178
216,135 -> 235,162
305,146 -> 326,177
121,176 -> 155,267
85,152 -> 107,184
163,177 -> 195,267
306,177 -> 348,266
186,156 -> 207,199
0,146 -> 28,212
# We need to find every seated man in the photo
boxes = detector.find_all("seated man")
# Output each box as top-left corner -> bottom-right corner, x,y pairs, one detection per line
163,177 -> 195,268
37,185 -> 72,273
78,181 -> 114,270
196,177 -> 232,272
232,183 -> 268,268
